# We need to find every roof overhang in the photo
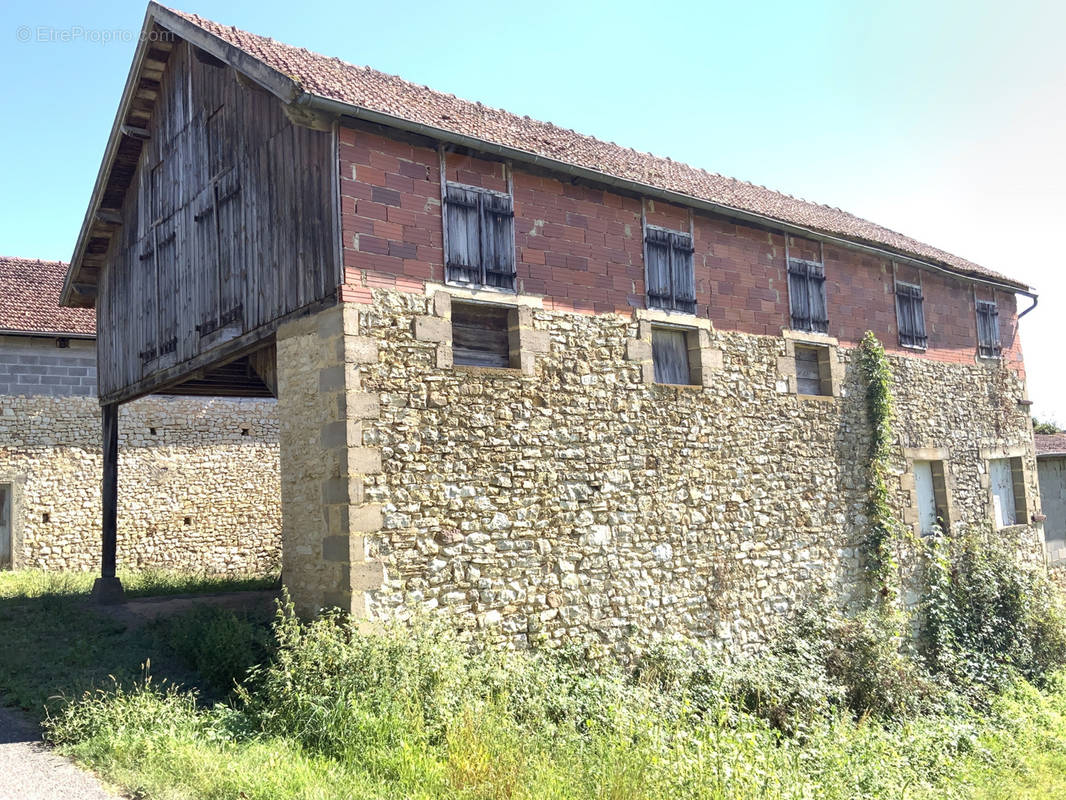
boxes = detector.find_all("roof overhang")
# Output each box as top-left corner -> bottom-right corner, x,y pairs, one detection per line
0,328 -> 95,340
63,1 -> 1036,310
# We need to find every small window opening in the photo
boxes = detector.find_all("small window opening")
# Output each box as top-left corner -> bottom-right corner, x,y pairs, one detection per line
41,512 -> 50,524
149,427 -> 158,436
451,302 -> 515,368
55,337 -> 70,349
794,344 -> 832,396
241,428 -> 250,436
651,327 -> 693,385
183,516 -> 192,526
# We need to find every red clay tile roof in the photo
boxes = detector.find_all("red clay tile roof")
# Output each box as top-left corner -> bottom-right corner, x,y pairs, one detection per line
1036,434 -> 1066,457
167,6 -> 1029,290
0,256 -> 96,336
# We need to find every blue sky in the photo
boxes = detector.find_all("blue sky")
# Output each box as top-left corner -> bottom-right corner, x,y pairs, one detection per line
2,0 -> 1064,421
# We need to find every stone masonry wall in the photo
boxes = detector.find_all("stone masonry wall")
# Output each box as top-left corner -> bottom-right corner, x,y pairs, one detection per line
349,290 -> 1040,656
0,393 -> 281,574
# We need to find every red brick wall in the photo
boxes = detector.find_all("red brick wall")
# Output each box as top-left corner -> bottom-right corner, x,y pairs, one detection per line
338,125 -> 1025,377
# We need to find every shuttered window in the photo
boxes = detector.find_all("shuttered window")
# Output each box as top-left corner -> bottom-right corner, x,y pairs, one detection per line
895,282 -> 927,349
976,300 -> 1001,357
645,226 -> 696,314
651,328 -> 692,385
444,183 -> 515,290
787,259 -> 828,334
451,302 -> 513,368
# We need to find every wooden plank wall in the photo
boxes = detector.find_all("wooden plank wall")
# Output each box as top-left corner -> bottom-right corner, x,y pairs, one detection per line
97,40 -> 337,399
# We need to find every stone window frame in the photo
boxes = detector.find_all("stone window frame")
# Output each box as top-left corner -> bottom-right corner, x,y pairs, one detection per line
413,283 -> 549,376
775,330 -> 844,400
901,446 -> 956,536
625,308 -> 722,388
979,443 -> 1034,529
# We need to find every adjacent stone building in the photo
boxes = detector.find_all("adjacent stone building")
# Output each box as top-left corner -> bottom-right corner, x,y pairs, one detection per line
0,255 -> 280,574
60,4 -> 1045,652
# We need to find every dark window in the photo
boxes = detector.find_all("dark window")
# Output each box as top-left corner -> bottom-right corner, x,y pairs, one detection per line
794,344 -> 831,396
444,183 -> 515,290
645,226 -> 696,314
451,302 -> 514,368
788,259 -> 828,333
976,300 -> 1001,357
652,328 -> 692,385
895,282 -> 927,349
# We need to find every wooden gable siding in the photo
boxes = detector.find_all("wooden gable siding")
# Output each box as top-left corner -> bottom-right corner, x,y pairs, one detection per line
96,39 -> 338,400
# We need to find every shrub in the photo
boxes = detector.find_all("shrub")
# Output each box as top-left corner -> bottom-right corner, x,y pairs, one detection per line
922,526 -> 1066,693
150,604 -> 273,694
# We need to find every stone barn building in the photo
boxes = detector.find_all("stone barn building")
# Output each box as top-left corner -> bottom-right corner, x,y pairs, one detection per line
0,255 -> 280,574
62,4 -> 1045,651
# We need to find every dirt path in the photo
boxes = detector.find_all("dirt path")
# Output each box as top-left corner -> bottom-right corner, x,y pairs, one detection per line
96,588 -> 279,630
0,706 -> 119,800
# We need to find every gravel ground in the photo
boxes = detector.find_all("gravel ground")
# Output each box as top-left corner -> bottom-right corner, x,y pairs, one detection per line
0,706 -> 119,800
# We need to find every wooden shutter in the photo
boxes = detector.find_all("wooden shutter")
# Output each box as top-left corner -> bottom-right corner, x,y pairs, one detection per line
652,328 -> 691,384
788,260 -> 811,330
444,184 -> 481,285
155,220 -> 179,361
671,232 -> 696,314
480,191 -> 515,289
807,263 -> 828,333
896,283 -> 927,348
451,303 -> 511,368
216,167 -> 244,329
794,345 -> 824,395
645,227 -> 672,310
977,301 -> 1001,357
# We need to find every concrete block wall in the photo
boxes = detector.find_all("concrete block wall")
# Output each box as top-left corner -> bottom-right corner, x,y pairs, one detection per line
0,335 -> 96,397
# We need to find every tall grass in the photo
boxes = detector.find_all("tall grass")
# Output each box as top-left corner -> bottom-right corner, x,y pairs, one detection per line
0,568 -> 279,599
41,599 -> 1066,799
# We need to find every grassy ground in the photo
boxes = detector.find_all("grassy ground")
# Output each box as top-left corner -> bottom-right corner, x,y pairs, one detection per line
3,571 -> 1066,799
0,569 -> 277,715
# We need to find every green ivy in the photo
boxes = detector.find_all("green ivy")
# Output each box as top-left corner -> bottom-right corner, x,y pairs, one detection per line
857,332 -> 903,606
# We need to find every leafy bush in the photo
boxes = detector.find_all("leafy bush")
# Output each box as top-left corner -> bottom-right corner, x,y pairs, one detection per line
637,600 -> 935,735
150,604 -> 273,694
922,526 -> 1066,693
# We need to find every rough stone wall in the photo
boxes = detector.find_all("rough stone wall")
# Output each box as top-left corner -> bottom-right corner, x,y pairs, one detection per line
351,290 -> 1040,656
0,393 -> 280,574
